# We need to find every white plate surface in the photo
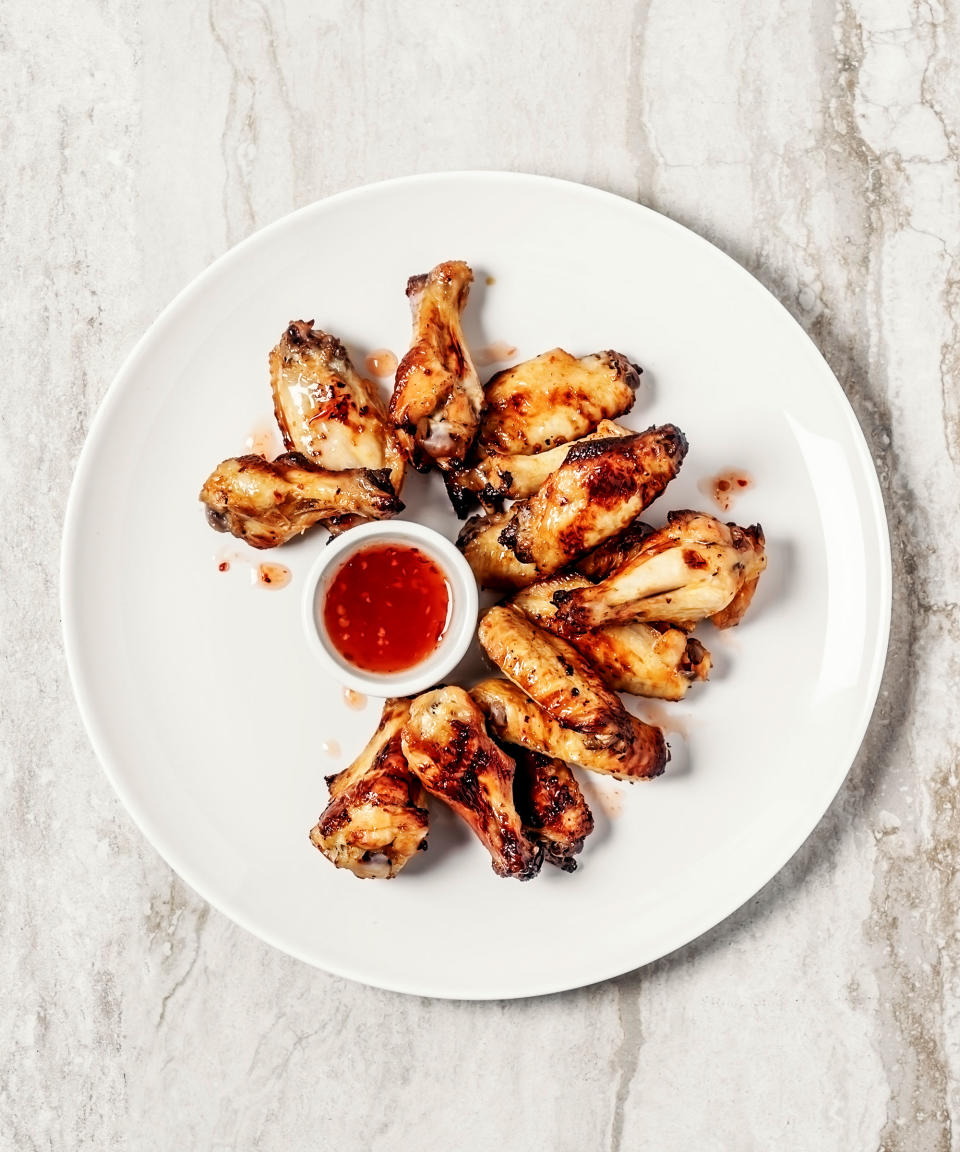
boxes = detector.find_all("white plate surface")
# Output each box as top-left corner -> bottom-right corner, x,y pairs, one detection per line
62,173 -> 890,999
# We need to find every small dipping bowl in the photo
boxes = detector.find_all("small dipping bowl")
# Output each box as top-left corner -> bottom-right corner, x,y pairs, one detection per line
301,520 -> 479,698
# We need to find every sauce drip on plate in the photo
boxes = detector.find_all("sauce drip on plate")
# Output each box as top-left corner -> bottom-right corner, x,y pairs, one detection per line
699,470 -> 752,512
324,544 -> 451,674
364,349 -> 398,378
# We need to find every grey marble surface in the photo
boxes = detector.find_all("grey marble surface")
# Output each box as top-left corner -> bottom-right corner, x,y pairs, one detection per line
2,0 -> 958,1147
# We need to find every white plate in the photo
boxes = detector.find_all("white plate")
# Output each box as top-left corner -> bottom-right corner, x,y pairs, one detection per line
62,173 -> 890,999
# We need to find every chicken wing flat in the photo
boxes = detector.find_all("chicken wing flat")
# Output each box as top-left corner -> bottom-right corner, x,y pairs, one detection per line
448,420 -> 632,515
512,748 -> 593,872
512,575 -> 711,700
478,605 -> 636,753
478,348 -> 640,456
309,698 -> 428,879
199,452 -> 401,549
389,261 -> 483,471
456,510 -> 540,591
552,511 -> 766,633
575,519 -> 655,582
401,687 -> 542,880
498,424 -> 689,577
472,678 -> 667,781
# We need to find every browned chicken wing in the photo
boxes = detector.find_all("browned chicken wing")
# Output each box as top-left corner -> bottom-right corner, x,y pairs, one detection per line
478,348 -> 640,456
309,698 -> 428,879
512,748 -> 593,872
401,687 -> 542,880
199,453 -> 402,549
512,574 -> 711,700
389,261 -> 483,471
552,511 -> 766,633
498,424 -> 688,577
575,519 -> 655,581
472,678 -> 667,781
456,510 -> 540,591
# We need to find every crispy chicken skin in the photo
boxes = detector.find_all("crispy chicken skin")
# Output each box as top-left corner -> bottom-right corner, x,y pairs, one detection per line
512,748 -> 594,872
309,698 -> 429,879
389,261 -> 483,471
478,605 -> 637,752
478,348 -> 640,456
457,510 -> 540,591
512,575 -> 711,700
575,519 -> 655,582
401,687 -> 543,880
472,679 -> 668,782
199,453 -> 402,549
448,420 -> 632,515
499,424 -> 689,576
552,511 -> 766,633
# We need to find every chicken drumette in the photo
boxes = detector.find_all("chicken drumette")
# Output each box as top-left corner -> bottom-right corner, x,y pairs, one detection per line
512,748 -> 594,872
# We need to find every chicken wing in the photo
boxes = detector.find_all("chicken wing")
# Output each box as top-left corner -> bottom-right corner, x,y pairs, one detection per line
389,261 -> 483,471
199,453 -> 402,549
401,687 -> 542,880
478,348 -> 640,455
478,605 -> 637,753
551,511 -> 766,633
512,575 -> 711,700
498,424 -> 689,576
575,519 -> 654,582
512,748 -> 593,872
447,420 -> 633,515
472,678 -> 667,781
456,510 -> 540,591
309,698 -> 428,879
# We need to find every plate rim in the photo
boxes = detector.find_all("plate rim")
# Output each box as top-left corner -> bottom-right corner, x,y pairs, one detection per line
61,170 -> 892,999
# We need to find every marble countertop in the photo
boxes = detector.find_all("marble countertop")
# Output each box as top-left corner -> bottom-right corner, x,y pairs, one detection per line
3,0 -> 957,1147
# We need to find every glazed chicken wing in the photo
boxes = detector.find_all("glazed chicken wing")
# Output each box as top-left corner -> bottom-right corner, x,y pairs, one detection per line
478,605 -> 637,754
401,687 -> 542,880
456,510 -> 539,591
552,511 -> 766,633
512,748 -> 593,872
309,698 -> 428,879
478,348 -> 640,455
199,453 -> 402,549
512,575 -> 711,700
448,420 -> 632,515
498,424 -> 689,577
389,261 -> 483,471
472,678 -> 667,781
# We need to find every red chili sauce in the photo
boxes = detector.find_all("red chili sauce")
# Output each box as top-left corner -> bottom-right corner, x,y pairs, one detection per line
323,544 -> 451,673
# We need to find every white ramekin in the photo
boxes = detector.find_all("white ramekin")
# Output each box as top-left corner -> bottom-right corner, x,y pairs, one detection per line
301,520 -> 479,698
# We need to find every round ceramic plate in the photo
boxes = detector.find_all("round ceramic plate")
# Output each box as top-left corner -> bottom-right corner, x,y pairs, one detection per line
62,173 -> 890,999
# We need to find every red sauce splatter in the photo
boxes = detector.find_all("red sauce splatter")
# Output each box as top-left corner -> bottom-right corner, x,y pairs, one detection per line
255,563 -> 292,589
218,561 -> 230,572
324,544 -> 451,673
364,349 -> 398,378
474,341 -> 517,366
699,470 -> 752,512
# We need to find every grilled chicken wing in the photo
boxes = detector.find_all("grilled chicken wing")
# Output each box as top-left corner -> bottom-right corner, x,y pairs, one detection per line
575,519 -> 655,582
512,748 -> 593,872
448,420 -> 632,515
478,348 -> 640,455
512,575 -> 711,700
498,424 -> 688,576
389,261 -> 483,471
401,687 -> 542,880
552,511 -> 766,633
457,510 -> 540,591
478,605 -> 638,753
199,453 -> 402,549
472,679 -> 667,781
309,698 -> 428,879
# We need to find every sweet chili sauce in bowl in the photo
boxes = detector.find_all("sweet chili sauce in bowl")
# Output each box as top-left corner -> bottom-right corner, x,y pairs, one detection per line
301,521 -> 478,698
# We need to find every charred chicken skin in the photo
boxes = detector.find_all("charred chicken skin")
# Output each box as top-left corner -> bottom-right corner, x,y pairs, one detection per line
456,509 -> 540,591
401,687 -> 543,880
478,348 -> 640,456
310,698 -> 428,879
511,575 -> 711,700
552,511 -> 766,633
512,748 -> 594,872
389,261 -> 483,472
498,424 -> 689,577
199,453 -> 401,549
471,678 -> 668,782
